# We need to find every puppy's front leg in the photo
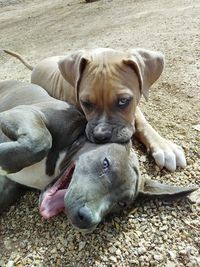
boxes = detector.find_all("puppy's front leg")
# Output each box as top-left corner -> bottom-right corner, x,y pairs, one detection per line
0,108 -> 52,174
134,107 -> 186,171
0,175 -> 26,213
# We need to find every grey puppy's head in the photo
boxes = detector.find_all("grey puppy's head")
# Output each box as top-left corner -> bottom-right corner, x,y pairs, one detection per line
64,142 -> 139,232
39,141 -> 139,231
40,141 -> 197,232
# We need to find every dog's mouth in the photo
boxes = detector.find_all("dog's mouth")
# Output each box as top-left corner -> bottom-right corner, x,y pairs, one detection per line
39,162 -> 75,219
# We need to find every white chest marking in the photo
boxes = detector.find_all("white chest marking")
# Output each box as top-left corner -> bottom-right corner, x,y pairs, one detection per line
7,151 -> 67,190
7,157 -> 52,190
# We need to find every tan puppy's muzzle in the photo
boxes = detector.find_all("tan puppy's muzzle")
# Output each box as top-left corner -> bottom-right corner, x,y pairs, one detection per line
86,119 -> 134,144
92,124 -> 112,143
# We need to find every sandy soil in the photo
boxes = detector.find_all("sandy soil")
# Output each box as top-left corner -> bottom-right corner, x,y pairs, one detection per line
0,0 -> 199,266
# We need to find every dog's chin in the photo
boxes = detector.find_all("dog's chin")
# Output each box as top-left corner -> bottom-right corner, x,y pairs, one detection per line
66,215 -> 98,233
71,224 -> 98,234
86,123 -> 134,144
86,130 -> 133,144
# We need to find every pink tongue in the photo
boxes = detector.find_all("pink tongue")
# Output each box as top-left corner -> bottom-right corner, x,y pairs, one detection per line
39,189 -> 66,219
39,162 -> 75,219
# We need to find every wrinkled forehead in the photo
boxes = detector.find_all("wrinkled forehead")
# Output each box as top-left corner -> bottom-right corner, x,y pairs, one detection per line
75,143 -> 133,170
88,48 -> 128,62
80,50 -> 139,90
80,52 -> 139,103
80,142 -> 129,157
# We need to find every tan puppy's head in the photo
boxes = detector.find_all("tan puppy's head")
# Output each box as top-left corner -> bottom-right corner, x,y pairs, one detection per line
58,48 -> 164,143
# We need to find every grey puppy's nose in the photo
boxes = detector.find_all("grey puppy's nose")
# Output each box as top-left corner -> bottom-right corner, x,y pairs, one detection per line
75,206 -> 93,229
93,126 -> 112,143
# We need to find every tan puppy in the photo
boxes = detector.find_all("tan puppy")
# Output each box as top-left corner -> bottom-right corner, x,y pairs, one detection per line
3,48 -> 186,171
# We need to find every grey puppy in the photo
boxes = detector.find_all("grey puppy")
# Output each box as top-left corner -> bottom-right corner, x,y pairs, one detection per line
40,139 -> 197,232
0,81 -> 197,232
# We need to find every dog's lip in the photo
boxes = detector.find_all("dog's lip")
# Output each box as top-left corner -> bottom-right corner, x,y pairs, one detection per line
66,214 -> 98,233
39,162 -> 75,219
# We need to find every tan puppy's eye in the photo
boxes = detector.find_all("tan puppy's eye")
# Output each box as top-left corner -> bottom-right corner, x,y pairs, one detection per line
117,96 -> 133,109
81,100 -> 94,111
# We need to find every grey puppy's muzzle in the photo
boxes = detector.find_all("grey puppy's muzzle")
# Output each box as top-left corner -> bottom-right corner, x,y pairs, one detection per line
66,205 -> 96,231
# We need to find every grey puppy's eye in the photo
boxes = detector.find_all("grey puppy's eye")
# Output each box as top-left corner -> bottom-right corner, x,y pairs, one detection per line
102,157 -> 109,172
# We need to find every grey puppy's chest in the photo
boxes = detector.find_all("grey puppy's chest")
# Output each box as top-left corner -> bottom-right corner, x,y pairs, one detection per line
7,151 -> 67,190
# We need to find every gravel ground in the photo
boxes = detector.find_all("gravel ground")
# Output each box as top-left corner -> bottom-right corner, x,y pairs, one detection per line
0,0 -> 200,266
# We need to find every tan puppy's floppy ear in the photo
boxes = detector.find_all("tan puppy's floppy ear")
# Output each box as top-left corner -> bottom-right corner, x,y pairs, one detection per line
58,51 -> 89,102
139,178 -> 197,198
123,48 -> 165,100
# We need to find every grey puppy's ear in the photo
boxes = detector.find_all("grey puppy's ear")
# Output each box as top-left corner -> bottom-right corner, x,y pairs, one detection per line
139,178 -> 197,198
123,48 -> 165,100
58,51 -> 89,102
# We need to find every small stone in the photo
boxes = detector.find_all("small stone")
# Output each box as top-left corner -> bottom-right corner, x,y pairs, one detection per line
68,242 -> 75,250
179,249 -> 187,256
56,243 -> 62,250
108,246 -> 116,254
19,241 -> 26,249
60,247 -> 65,253
192,124 -> 200,131
4,240 -> 12,250
160,225 -> 168,231
6,261 -> 14,267
168,250 -> 176,260
14,255 -> 21,264
166,261 -> 176,267
140,155 -> 147,162
78,241 -> 86,251
171,211 -> 177,216
116,249 -> 121,255
137,247 -> 146,255
109,256 -> 117,263
102,255 -> 108,262
50,247 -> 57,254
163,234 -> 168,240
154,254 -> 163,261
155,166 -> 160,172
188,189 -> 200,204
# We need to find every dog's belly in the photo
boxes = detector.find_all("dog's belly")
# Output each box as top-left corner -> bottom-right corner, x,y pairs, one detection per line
7,157 -> 54,190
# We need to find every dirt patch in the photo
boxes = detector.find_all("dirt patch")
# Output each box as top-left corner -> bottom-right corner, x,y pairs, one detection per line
0,0 -> 199,266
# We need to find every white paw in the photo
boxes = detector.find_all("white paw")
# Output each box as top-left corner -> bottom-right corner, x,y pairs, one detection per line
151,139 -> 186,171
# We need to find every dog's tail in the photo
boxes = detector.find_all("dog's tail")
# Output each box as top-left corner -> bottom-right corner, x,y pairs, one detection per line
3,49 -> 34,71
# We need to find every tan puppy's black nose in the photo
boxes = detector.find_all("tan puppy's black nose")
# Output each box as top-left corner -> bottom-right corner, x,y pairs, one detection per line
93,126 -> 112,143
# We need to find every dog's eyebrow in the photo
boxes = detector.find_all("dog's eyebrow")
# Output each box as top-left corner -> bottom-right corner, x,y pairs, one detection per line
116,93 -> 134,99
117,94 -> 133,98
